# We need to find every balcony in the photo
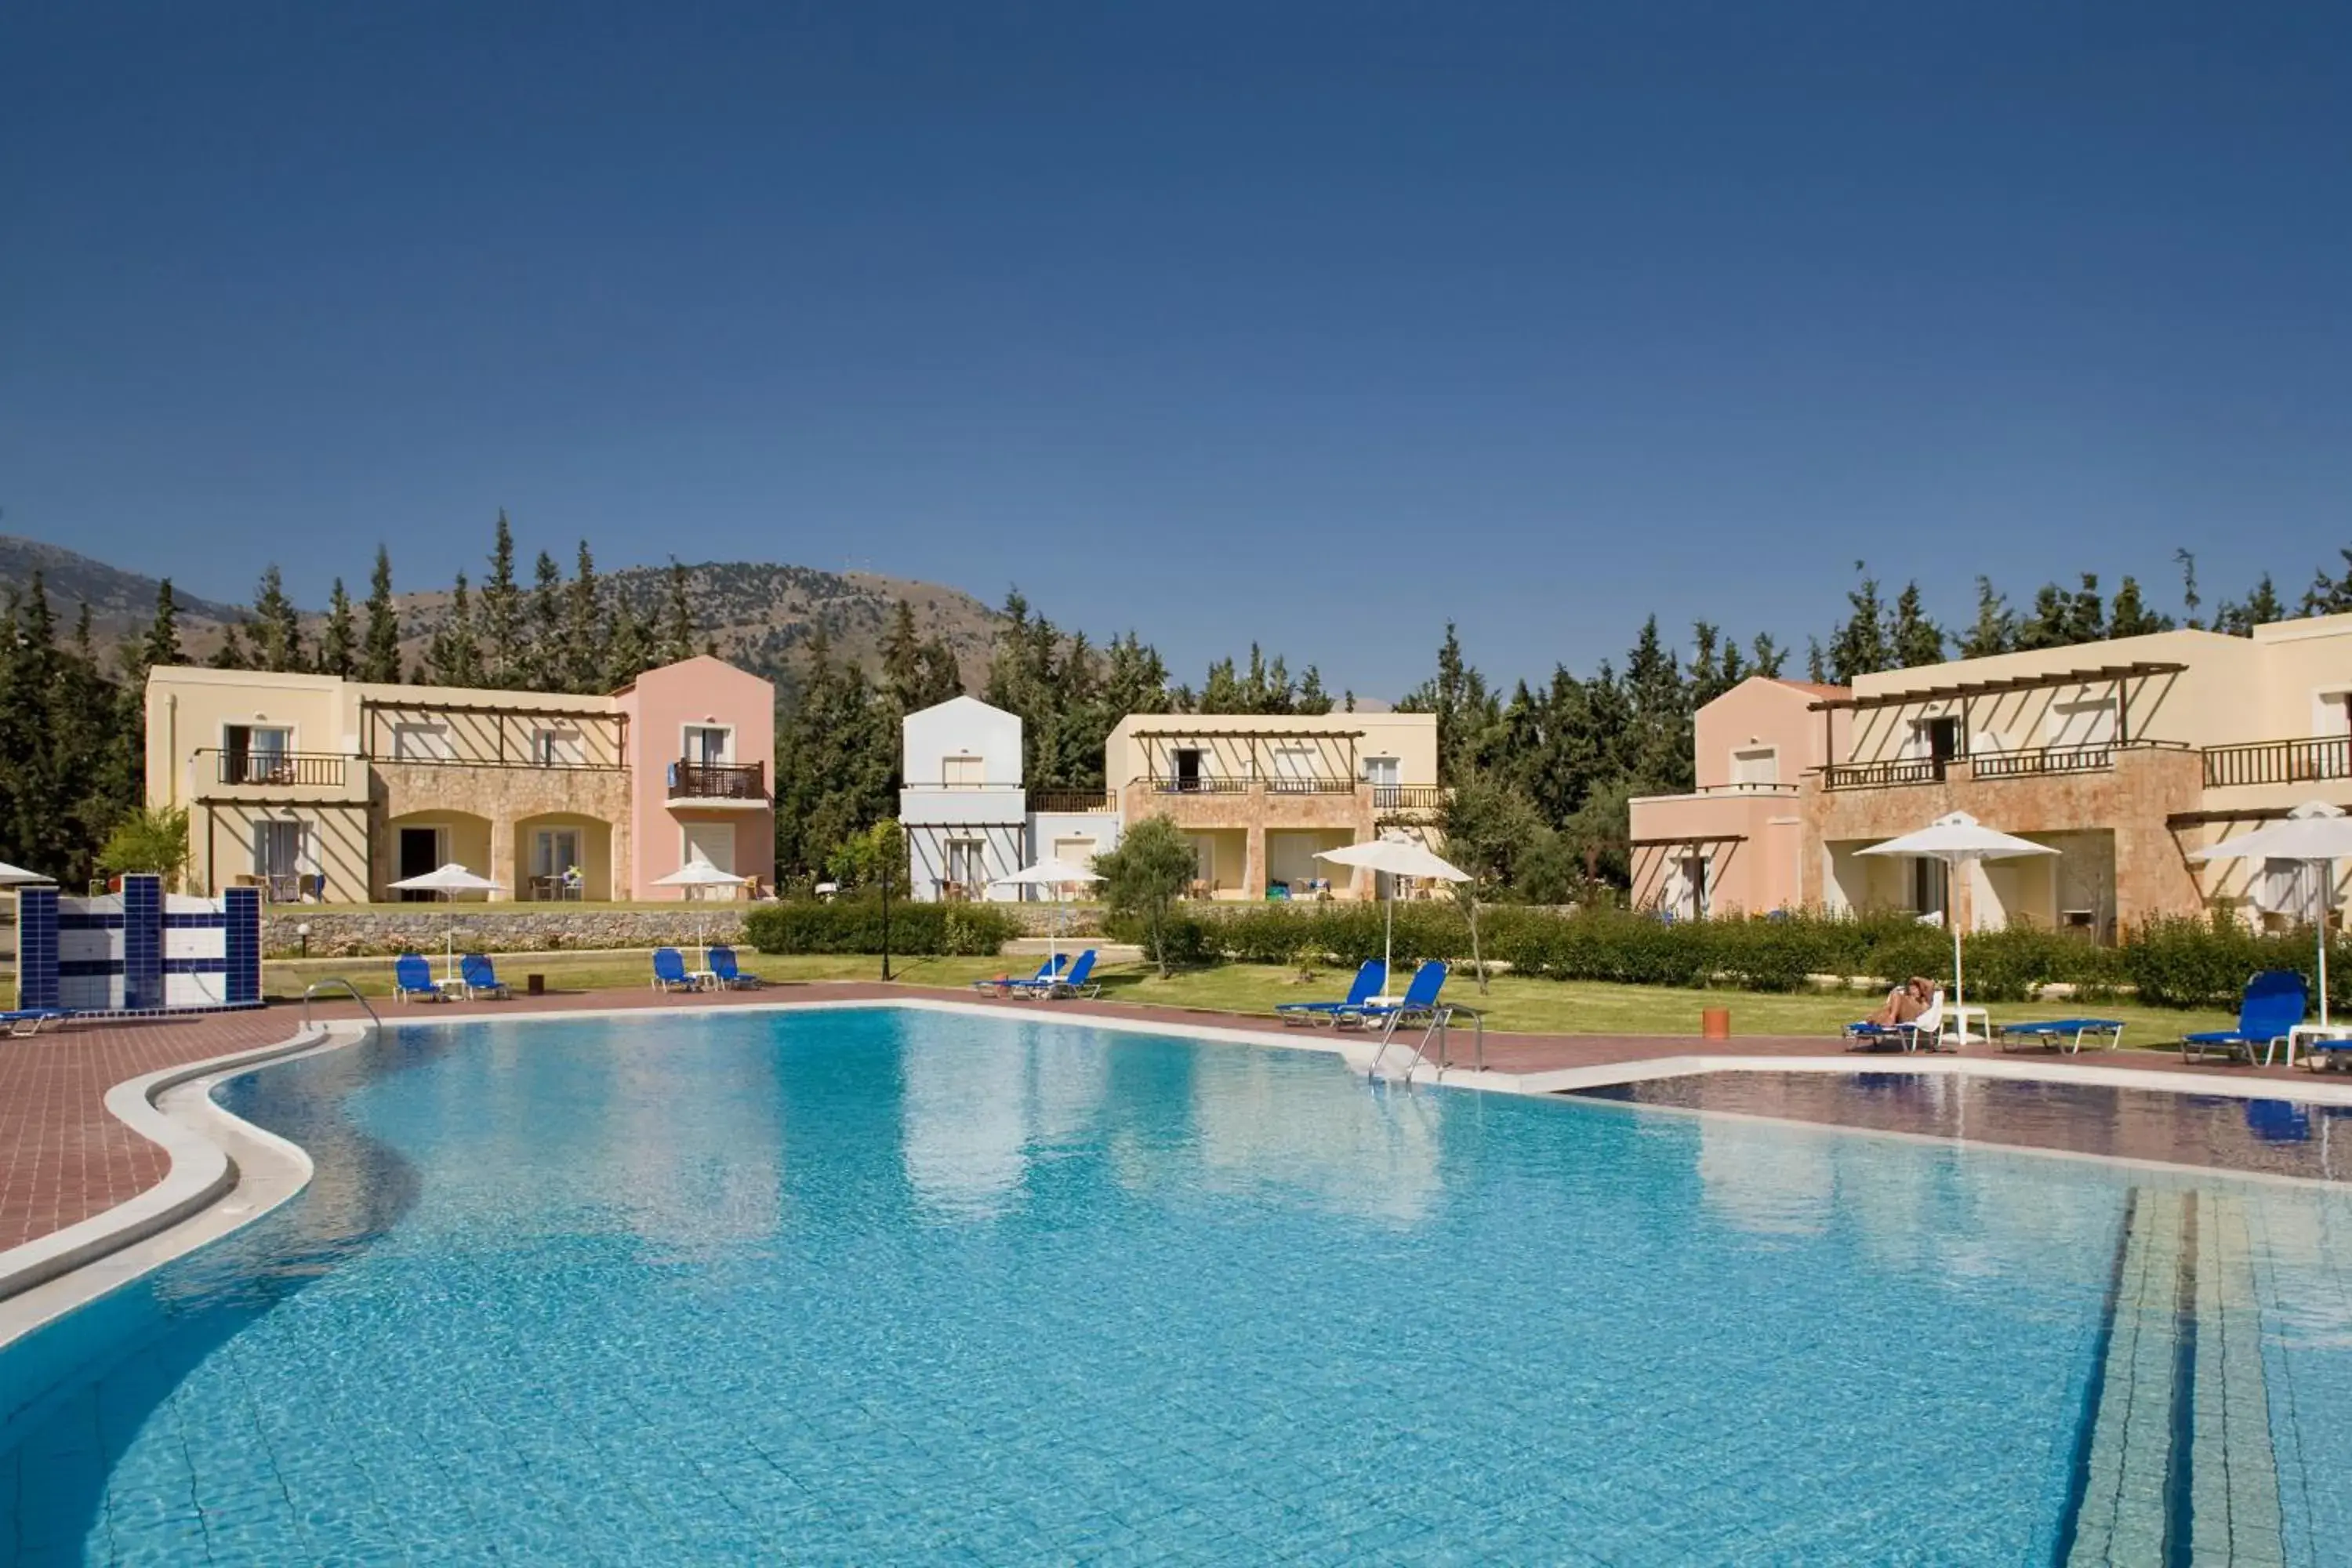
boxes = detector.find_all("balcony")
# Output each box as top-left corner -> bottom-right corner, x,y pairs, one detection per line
1969,743 -> 2129,780
205,750 -> 349,789
1822,758 -> 1951,790
2204,736 -> 2352,789
1029,789 -> 1116,814
669,760 -> 767,804
1372,784 -> 1450,812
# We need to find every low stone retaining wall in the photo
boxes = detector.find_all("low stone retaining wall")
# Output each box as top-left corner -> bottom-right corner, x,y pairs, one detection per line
263,901 -> 1105,957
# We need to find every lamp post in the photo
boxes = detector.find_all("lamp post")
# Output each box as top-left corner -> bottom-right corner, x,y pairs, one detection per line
880,854 -> 892,982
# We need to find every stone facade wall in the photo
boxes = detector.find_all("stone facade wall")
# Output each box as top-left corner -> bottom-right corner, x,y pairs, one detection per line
266,898 -> 1101,956
1118,782 -> 1379,899
1800,746 -> 2207,926
373,762 -> 635,901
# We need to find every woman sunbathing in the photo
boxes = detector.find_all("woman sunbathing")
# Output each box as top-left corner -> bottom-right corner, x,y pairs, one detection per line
1864,975 -> 1936,1029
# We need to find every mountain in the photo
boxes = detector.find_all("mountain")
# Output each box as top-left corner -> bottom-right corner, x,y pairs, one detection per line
0,535 -> 1004,691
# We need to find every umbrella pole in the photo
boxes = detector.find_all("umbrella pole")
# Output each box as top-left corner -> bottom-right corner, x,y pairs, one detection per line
1384,877 -> 1394,998
2320,862 -> 2331,1028
1947,859 -> 1964,1044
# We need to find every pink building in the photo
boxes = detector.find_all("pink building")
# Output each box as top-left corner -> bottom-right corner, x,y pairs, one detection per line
615,655 -> 778,899
1627,676 -> 1849,918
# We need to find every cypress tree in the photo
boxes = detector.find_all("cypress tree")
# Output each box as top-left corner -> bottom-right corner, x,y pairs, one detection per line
660,559 -> 696,666
528,550 -> 564,689
603,593 -> 653,690
141,579 -> 185,668
251,564 -> 306,672
209,622 -> 252,670
424,574 -> 487,687
564,540 -> 604,693
320,579 -> 357,678
359,545 -> 403,682
480,510 -> 524,685
1888,583 -> 1944,668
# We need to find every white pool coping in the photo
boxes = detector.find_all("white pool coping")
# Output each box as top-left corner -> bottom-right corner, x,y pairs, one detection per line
9,995 -> 2352,1352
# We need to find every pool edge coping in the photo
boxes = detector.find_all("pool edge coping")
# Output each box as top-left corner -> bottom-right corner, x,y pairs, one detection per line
0,1022 -> 360,1350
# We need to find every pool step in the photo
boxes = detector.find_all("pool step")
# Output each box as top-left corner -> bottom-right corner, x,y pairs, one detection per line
2061,1189 -> 2285,1567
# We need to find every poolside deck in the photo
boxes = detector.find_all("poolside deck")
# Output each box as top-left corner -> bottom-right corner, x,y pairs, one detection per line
0,982 -> 2333,1257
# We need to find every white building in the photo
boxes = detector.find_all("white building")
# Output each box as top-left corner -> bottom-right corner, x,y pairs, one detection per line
900,696 -> 1123,902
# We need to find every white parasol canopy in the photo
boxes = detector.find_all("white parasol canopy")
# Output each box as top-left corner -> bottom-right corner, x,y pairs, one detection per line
2190,801 -> 2352,1027
1316,835 -> 1469,997
993,856 -> 1104,967
1859,812 -> 2054,1041
387,863 -> 503,982
654,857 -> 746,970
0,862 -> 51,887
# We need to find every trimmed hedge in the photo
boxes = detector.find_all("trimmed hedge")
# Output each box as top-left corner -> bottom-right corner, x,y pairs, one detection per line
1106,902 -> 2346,1010
742,898 -> 1022,956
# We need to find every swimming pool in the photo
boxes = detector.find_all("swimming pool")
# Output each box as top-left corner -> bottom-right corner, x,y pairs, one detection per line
3,1007 -> 2350,1563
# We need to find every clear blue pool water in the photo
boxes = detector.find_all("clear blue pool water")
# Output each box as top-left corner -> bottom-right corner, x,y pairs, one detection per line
4,1007 -> 2352,1565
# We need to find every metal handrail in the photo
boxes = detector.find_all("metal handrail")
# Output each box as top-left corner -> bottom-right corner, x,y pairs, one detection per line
302,978 -> 381,1035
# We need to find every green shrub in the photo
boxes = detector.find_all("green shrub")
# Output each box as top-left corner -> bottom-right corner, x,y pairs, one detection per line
742,898 -> 1022,956
2122,914 -> 2347,1012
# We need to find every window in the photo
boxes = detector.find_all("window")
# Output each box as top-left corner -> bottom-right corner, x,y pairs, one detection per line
532,829 -> 582,880
1731,746 -> 1778,786
682,822 -> 736,875
1904,717 -> 1962,768
942,753 -> 985,789
252,820 -> 309,901
945,838 -> 985,895
2045,699 -> 2118,749
1361,756 -> 1400,787
2257,858 -> 2327,924
1668,855 -> 1709,920
532,728 -> 586,768
1051,836 -> 1098,868
1187,833 -> 1215,888
223,725 -> 292,784
1912,858 -> 1948,918
683,725 -> 732,765
392,722 -> 454,761
1171,748 -> 1203,790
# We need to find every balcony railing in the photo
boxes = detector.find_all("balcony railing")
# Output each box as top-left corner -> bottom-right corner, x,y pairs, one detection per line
1822,758 -> 1951,790
2205,736 -> 2352,789
1265,776 -> 1357,795
1149,775 -> 1253,794
1372,784 -> 1449,811
209,750 -> 348,788
1969,744 -> 2118,780
1029,789 -> 1116,813
670,760 -> 766,800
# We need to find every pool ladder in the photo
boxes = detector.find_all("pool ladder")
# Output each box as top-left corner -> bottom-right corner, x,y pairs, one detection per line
1367,1004 -> 1484,1085
302,978 -> 381,1035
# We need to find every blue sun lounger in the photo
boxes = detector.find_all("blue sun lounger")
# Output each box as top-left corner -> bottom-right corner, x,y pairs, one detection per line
1335,960 -> 1448,1030
1276,960 -> 1387,1026
1844,990 -> 1944,1053
709,946 -> 762,989
1995,1018 -> 2123,1055
459,953 -> 510,1000
1008,949 -> 1099,999
2182,970 -> 2307,1066
971,953 -> 1066,994
394,953 -> 450,1003
2,1008 -> 70,1037
652,946 -> 702,993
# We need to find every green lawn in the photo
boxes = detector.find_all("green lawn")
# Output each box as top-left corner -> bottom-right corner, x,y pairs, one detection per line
267,950 -> 2242,1046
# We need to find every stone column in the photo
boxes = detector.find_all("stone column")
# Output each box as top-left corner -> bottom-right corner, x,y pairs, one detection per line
489,815 -> 516,903
1243,795 -> 1268,900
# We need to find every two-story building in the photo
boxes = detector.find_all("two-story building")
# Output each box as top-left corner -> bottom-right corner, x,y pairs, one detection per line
1630,612 -> 2352,936
899,698 -> 1443,902
146,655 -> 776,902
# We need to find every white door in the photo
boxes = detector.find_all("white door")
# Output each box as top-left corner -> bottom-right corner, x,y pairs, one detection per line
682,822 -> 735,874
683,725 -> 732,765
946,839 -> 985,892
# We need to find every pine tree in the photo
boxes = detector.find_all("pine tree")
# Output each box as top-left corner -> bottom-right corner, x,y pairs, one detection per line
140,580 -> 184,668
528,550 -> 564,689
2063,573 -> 2107,644
2300,547 -> 2352,615
319,579 -> 357,677
659,560 -> 697,666
209,622 -> 252,670
1748,633 -> 1787,678
423,574 -> 486,687
2174,548 -> 2203,629
2215,575 -> 2286,636
1825,569 -> 1891,682
564,541 -> 604,693
1958,577 -> 2016,659
603,594 -> 653,689
2106,575 -> 2172,638
1888,583 -> 1944,667
481,510 -> 524,685
880,598 -> 925,711
359,546 -> 403,682
250,564 -> 306,672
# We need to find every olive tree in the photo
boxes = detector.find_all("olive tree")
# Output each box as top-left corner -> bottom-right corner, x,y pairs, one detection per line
1094,814 -> 1196,978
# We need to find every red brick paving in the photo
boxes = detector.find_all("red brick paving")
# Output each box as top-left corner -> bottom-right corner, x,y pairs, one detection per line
1,982 -> 2328,1258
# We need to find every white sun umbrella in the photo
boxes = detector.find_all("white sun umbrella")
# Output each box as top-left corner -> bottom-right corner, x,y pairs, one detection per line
654,856 -> 746,970
387,862 -> 505,983
1316,835 -> 1471,999
992,855 -> 1105,969
0,862 -> 50,886
2190,801 -> 2352,1027
1858,812 -> 2055,1042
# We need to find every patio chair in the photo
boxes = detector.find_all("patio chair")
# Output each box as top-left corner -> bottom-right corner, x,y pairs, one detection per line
1994,1018 -> 2124,1056
2181,971 -> 2307,1066
969,953 -> 1066,994
459,953 -> 510,1000
652,947 -> 701,993
394,953 -> 450,1004
1276,960 -> 1387,1026
709,946 -> 762,989
1843,991 -> 1945,1054
1336,960 -> 1449,1031
1009,949 -> 1101,1000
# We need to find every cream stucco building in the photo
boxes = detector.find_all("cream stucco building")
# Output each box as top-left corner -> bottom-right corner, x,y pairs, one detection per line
146,655 -> 776,902
1630,612 -> 2352,936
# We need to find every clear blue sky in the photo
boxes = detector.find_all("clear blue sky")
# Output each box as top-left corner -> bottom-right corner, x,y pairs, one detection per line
3,1 -> 2346,696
